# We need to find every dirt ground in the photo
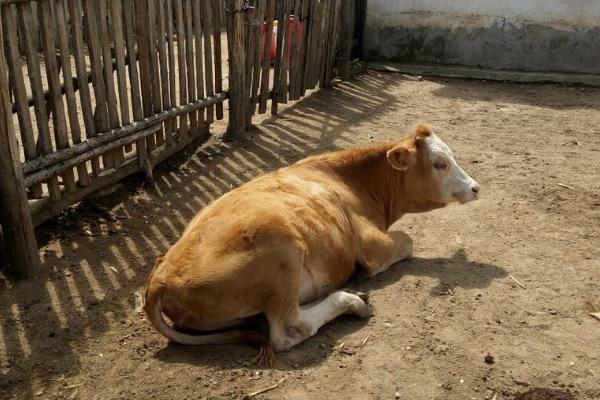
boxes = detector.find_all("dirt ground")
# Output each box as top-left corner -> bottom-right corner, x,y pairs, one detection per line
1,70 -> 599,400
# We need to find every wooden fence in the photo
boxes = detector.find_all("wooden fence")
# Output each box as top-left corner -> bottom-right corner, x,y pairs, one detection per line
0,0 -> 357,278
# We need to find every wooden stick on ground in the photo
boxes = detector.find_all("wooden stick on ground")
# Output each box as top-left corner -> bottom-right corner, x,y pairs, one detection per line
509,274 -> 527,289
362,334 -> 371,346
244,378 -> 286,400
557,183 -> 574,190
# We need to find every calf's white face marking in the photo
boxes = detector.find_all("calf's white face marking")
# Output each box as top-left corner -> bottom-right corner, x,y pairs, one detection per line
425,134 -> 480,204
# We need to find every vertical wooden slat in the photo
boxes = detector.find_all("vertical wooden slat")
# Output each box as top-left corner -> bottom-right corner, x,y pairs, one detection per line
123,0 -> 148,164
68,0 -> 101,175
174,0 -> 188,140
332,0 -> 342,81
123,0 -> 142,122
157,0 -> 173,145
136,0 -> 158,156
243,1 -> 256,126
258,0 -> 275,114
39,0 -> 77,193
96,0 -> 123,167
299,0 -> 314,96
248,0 -> 265,118
17,1 -> 60,200
320,0 -> 338,87
83,0 -> 110,172
315,0 -> 326,88
192,0 -> 205,129
277,0 -> 292,104
184,0 -> 198,137
272,0 -> 291,114
303,0 -> 318,90
3,6 -> 34,154
16,6 -> 29,57
315,0 -> 329,88
108,0 -> 132,154
0,4 -> 40,278
323,0 -> 340,85
2,4 -> 43,197
293,0 -> 309,99
288,0 -> 298,100
147,0 -> 164,147
202,0 -> 215,124
225,0 -> 246,137
308,0 -> 322,89
211,0 -> 224,120
49,0 -> 59,46
288,0 -> 302,100
54,0 -> 90,187
314,0 -> 322,88
337,0 -> 355,81
109,0 -> 130,126
270,0 -> 285,115
166,0 -> 177,146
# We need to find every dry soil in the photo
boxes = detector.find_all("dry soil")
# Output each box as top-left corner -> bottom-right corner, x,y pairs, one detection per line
1,70 -> 599,400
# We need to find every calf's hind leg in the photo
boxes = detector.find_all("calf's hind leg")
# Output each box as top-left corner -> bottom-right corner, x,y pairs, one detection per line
267,291 -> 371,352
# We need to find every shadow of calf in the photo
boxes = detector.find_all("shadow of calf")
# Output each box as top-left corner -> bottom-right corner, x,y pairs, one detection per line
358,248 -> 508,297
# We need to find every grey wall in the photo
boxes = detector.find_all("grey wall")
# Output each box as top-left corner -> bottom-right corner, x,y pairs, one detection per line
364,0 -> 600,74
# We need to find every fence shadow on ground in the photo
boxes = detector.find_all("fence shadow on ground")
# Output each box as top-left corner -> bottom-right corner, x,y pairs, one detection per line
0,71 -> 498,397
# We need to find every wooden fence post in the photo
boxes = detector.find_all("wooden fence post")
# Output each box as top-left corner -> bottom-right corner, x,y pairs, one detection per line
337,0 -> 355,81
0,5 -> 40,278
225,0 -> 247,138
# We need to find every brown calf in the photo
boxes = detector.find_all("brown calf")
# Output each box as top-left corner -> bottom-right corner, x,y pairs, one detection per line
143,123 -> 480,363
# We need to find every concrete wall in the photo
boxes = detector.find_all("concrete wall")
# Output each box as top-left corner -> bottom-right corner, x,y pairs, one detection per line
364,0 -> 600,74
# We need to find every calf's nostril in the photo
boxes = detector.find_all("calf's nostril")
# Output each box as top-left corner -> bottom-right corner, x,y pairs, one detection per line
472,186 -> 480,194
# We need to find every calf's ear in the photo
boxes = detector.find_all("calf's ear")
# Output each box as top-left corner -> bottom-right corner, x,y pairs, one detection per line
387,144 -> 415,171
415,123 -> 432,137
415,123 -> 432,148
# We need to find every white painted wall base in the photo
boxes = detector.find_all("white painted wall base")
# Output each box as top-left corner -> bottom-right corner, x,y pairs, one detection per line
364,0 -> 600,74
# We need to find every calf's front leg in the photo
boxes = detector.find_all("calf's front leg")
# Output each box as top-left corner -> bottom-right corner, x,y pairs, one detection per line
357,229 -> 414,280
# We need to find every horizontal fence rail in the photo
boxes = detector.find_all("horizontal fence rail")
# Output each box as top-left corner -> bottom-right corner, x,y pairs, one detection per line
0,0 -> 357,277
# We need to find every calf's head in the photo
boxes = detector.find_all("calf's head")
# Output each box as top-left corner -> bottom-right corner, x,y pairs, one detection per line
387,123 -> 480,205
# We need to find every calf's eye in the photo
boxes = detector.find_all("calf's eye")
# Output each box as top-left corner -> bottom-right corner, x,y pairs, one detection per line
434,160 -> 448,170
